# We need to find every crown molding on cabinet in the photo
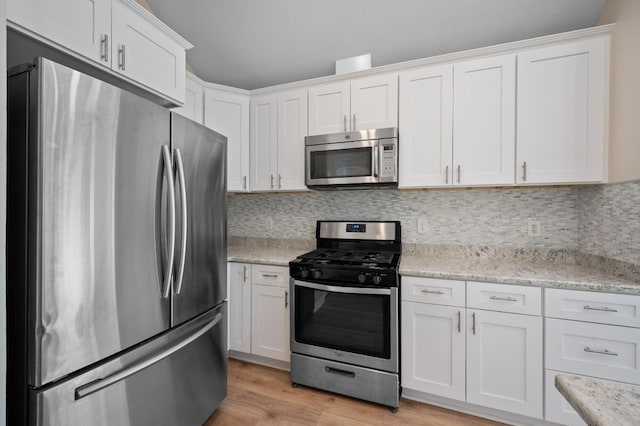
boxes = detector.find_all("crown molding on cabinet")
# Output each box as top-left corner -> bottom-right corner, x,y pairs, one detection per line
121,0 -> 193,49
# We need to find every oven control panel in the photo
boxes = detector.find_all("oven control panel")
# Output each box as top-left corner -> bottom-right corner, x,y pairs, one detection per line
380,143 -> 396,178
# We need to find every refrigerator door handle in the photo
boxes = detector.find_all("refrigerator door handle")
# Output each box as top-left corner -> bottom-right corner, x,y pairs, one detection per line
156,145 -> 176,299
174,148 -> 188,295
74,312 -> 222,400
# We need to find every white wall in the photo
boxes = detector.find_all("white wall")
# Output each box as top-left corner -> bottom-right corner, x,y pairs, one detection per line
1,0 -> 8,423
598,0 -> 640,182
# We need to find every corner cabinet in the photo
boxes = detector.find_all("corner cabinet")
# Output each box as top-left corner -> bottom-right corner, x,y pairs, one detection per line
516,37 -> 608,184
204,88 -> 250,192
308,74 -> 398,136
250,90 -> 307,192
172,72 -> 204,124
8,0 -> 192,105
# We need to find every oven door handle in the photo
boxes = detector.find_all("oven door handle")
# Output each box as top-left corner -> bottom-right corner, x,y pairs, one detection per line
293,280 -> 391,296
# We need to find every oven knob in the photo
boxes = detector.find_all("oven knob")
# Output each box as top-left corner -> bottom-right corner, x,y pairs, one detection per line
372,275 -> 382,285
358,273 -> 366,283
300,268 -> 309,279
312,270 -> 322,279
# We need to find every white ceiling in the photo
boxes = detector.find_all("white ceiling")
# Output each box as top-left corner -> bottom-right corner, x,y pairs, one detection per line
146,0 -> 608,90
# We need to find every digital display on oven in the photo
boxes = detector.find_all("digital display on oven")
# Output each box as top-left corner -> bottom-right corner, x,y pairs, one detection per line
346,223 -> 366,233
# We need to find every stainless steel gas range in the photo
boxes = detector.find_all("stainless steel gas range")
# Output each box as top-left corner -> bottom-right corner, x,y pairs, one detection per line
289,221 -> 401,412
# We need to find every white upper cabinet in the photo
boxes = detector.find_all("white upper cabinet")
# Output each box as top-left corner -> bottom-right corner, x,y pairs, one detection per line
250,90 -> 308,192
250,94 -> 278,191
8,0 -> 191,105
204,88 -> 250,192
7,0 -> 111,64
173,73 -> 204,124
517,37 -> 608,184
277,89 -> 308,191
453,54 -> 516,186
399,64 -> 454,187
308,74 -> 398,136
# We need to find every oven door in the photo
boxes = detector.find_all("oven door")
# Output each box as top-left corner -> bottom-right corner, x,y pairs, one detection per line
290,279 -> 398,373
305,139 -> 379,186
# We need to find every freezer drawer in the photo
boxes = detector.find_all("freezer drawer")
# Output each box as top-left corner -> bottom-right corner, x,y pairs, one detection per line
32,304 -> 227,426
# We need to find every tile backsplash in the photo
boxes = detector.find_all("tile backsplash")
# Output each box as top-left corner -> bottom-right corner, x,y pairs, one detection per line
578,180 -> 640,265
228,186 -> 578,249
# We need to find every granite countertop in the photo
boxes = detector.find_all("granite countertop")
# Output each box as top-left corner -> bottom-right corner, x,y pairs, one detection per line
555,374 -> 640,426
226,238 -> 640,294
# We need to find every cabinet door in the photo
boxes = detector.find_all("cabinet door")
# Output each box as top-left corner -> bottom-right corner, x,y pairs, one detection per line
228,263 -> 251,353
399,65 -> 453,187
401,302 -> 465,401
8,0 -> 111,66
453,55 -> 516,186
351,74 -> 398,131
467,310 -> 543,419
277,89 -> 308,191
545,369 -> 586,426
111,0 -> 186,104
517,38 -> 607,184
204,89 -> 250,192
251,284 -> 290,362
308,81 -> 350,135
250,94 -> 278,191
173,73 -> 204,124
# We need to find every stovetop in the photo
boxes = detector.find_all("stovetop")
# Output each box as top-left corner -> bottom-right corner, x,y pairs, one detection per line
296,248 -> 398,267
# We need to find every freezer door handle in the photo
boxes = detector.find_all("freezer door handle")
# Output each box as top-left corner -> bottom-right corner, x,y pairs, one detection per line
156,145 -> 176,299
74,312 -> 222,400
174,148 -> 188,295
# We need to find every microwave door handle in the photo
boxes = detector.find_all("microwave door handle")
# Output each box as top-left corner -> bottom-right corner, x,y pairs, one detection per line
373,142 -> 379,178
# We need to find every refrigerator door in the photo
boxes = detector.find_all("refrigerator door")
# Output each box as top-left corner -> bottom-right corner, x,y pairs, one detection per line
171,113 -> 227,325
28,59 -> 172,386
33,303 -> 227,426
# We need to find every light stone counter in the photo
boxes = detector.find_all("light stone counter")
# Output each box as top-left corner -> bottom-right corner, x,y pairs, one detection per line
227,237 -> 314,267
555,374 -> 640,426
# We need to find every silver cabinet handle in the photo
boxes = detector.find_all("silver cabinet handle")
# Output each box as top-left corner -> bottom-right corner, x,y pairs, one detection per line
270,174 -> 274,189
344,115 -> 347,132
584,347 -> 618,356
353,113 -> 356,130
101,34 -> 109,62
457,165 -> 461,184
262,273 -> 279,278
522,161 -> 527,181
156,145 -> 175,299
584,305 -> 618,313
118,44 -> 126,70
173,149 -> 187,295
75,312 -> 222,400
242,175 -> 247,190
445,165 -> 449,184
421,289 -> 445,295
285,290 -> 289,309
490,295 -> 518,302
373,141 -> 379,178
278,174 -> 282,189
471,312 -> 476,335
457,310 -> 461,333
243,265 -> 248,282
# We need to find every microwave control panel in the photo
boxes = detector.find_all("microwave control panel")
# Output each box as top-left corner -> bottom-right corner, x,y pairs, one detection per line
380,142 -> 396,178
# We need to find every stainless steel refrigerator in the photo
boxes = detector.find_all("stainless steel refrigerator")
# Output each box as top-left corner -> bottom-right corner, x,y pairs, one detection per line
7,58 -> 228,426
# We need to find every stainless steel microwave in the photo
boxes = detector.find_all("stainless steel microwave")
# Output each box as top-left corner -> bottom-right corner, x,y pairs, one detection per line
305,128 -> 398,189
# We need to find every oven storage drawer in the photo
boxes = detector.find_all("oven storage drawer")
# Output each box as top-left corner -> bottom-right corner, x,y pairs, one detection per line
290,353 -> 399,408
545,318 -> 640,384
401,277 -> 465,307
467,281 -> 541,315
252,264 -> 288,288
545,289 -> 640,327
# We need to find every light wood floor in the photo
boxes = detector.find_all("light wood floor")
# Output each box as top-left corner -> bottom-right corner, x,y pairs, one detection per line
205,358 -> 505,425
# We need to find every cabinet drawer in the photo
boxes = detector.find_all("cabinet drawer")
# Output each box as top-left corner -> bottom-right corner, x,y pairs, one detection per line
467,282 -> 541,315
401,277 -> 465,306
546,318 -> 640,384
544,369 -> 585,426
546,288 -> 640,328
251,264 -> 289,288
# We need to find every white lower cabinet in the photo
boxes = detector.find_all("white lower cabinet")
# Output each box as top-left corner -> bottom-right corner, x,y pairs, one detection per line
545,369 -> 586,426
401,302 -> 466,401
466,309 -> 543,418
228,262 -> 290,363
